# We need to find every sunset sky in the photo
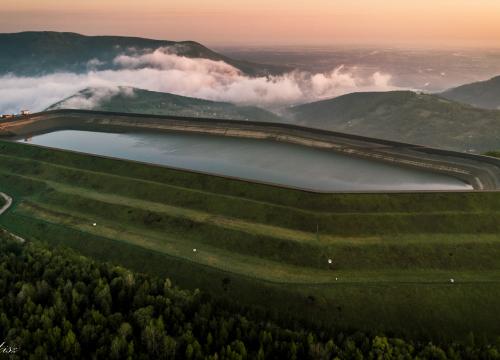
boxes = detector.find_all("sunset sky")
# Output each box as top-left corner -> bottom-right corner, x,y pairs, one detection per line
2,0 -> 500,47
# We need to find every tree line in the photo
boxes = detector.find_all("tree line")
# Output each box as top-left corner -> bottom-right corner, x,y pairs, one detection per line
0,234 -> 499,359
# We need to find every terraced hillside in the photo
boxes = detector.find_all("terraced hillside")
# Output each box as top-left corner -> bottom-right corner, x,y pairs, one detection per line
1,140 -> 500,341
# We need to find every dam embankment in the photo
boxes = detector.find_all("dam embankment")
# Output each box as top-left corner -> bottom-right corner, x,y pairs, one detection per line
2,109 -> 500,191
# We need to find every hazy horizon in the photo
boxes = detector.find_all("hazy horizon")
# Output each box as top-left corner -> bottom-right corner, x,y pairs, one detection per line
3,0 -> 500,48
3,1 -> 500,114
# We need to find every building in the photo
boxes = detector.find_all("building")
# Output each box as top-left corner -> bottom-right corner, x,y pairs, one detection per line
20,110 -> 31,116
0,114 -> 15,119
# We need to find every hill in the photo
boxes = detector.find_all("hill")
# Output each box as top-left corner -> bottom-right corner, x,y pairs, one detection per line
46,87 -> 282,122
441,75 -> 500,109
287,90 -> 500,153
1,140 -> 500,341
0,31 -> 287,76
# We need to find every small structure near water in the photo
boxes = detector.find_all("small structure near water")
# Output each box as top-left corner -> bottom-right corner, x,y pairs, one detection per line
1,109 -> 30,119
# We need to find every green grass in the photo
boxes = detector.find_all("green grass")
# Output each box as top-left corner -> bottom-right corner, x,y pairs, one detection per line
484,151 -> 500,158
1,139 -> 500,342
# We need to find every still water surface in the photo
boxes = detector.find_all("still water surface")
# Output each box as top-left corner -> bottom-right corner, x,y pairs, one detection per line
23,130 -> 472,191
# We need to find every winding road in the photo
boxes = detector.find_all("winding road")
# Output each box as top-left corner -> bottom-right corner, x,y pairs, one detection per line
0,192 -> 12,215
0,192 -> 24,243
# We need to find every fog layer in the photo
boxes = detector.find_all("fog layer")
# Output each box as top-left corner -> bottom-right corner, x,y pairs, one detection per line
0,47 -> 404,113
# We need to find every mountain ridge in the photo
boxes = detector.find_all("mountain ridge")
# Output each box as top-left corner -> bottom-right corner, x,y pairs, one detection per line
287,90 -> 500,152
440,75 -> 500,109
0,31 -> 289,76
46,86 -> 282,122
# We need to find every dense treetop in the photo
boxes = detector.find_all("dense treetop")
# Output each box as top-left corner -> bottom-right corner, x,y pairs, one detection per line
0,233 -> 499,359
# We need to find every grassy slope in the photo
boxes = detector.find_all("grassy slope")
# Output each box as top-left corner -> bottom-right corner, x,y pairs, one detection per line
441,75 -> 500,110
46,87 -> 282,122
288,90 -> 500,152
485,151 -> 500,158
1,140 -> 500,341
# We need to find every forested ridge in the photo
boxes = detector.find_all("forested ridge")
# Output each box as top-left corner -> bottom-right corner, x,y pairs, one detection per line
0,233 -> 499,359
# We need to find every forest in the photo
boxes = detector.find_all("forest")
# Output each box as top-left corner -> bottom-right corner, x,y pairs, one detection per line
0,232 -> 499,359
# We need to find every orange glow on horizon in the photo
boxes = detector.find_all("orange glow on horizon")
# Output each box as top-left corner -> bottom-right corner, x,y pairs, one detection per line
2,0 -> 500,47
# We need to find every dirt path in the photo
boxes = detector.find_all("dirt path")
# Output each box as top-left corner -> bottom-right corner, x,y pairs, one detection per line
0,193 -> 25,243
0,192 -> 13,215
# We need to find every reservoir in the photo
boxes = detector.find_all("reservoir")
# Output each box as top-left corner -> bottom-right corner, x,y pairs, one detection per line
22,130 -> 472,191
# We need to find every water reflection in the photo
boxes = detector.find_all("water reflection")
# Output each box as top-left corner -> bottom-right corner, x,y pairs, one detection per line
24,130 -> 472,191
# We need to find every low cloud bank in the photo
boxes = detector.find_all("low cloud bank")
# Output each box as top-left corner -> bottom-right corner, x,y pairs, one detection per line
49,86 -> 135,110
0,47 -> 405,114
